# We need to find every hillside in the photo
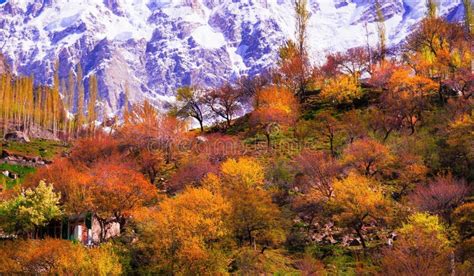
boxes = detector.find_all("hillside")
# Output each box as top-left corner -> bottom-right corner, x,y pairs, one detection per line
0,0 -> 473,274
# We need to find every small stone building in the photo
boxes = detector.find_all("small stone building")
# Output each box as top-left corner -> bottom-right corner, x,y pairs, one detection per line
42,213 -> 120,245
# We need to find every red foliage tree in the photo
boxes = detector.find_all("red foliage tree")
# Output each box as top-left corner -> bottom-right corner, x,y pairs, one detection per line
88,162 -> 158,240
294,150 -> 342,199
204,84 -> 243,129
409,174 -> 470,221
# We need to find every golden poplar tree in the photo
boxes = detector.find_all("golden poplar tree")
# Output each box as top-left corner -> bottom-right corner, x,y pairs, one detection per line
87,75 -> 98,135
375,0 -> 386,62
76,64 -> 84,135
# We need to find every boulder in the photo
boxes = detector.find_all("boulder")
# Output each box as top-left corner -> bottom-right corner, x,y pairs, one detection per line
4,131 -> 30,143
1,149 -> 11,158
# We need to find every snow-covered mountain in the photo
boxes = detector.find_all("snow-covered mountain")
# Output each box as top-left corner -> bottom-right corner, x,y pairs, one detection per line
0,0 -> 467,115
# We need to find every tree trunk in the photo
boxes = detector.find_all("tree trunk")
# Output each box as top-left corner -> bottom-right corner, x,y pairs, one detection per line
265,133 -> 271,148
354,225 -> 367,249
382,128 -> 392,142
329,135 -> 335,157
199,120 -> 204,133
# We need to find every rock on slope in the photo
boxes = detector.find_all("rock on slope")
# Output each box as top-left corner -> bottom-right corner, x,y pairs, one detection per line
0,0 -> 467,115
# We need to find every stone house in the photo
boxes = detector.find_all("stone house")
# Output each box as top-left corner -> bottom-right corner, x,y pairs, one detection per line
41,212 -> 120,245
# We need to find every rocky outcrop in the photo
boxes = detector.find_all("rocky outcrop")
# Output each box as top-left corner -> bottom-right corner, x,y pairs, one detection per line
1,149 -> 51,167
4,131 -> 30,143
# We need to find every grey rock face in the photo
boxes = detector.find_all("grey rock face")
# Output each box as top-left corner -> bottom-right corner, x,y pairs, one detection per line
4,131 -> 30,143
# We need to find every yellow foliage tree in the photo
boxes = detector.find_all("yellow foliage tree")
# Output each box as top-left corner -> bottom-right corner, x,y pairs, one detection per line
133,187 -> 230,274
220,157 -> 265,188
381,213 -> 452,275
218,157 -> 285,250
320,74 -> 362,105
0,239 -> 122,274
333,172 -> 390,249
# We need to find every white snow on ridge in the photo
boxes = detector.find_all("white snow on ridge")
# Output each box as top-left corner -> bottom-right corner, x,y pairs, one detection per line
192,25 -> 226,49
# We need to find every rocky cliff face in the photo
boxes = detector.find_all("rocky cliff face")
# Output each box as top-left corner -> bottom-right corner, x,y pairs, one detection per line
0,0 -> 467,115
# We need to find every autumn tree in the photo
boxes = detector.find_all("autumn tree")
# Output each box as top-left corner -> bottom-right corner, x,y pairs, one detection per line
25,158 -> 93,216
87,74 -> 98,135
381,213 -> 452,275
204,84 -> 243,129
131,188 -> 230,274
294,150 -> 342,199
69,132 -> 119,166
0,239 -> 122,274
409,174 -> 470,221
0,71 -> 69,138
464,0 -> 473,36
76,63 -> 85,135
313,111 -> 342,157
384,68 -> 439,134
446,111 -> 474,176
211,157 -> 285,250
293,0 -> 310,98
403,14 -> 470,103
375,0 -> 387,62
119,100 -> 187,167
453,203 -> 474,241
174,86 -> 207,132
453,203 -> 474,268
0,181 -> 62,237
426,0 -> 437,19
327,47 -> 370,82
250,86 -> 299,147
168,155 -> 218,193
341,109 -> 366,143
51,61 -> 61,137
88,162 -> 158,240
65,68 -> 75,138
236,74 -> 271,103
342,137 -> 394,177
332,172 -> 390,249
320,74 -> 362,106
365,106 -> 403,142
390,146 -> 428,197
276,0 -> 311,99
191,133 -> 244,165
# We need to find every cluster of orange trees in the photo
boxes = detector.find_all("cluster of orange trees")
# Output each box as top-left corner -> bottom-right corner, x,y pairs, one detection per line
0,0 -> 473,274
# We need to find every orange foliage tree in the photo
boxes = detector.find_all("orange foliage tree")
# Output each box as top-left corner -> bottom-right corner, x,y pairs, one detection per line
0,239 -> 121,274
385,68 -> 439,134
118,100 -> 188,182
251,86 -> 299,147
342,137 -> 394,177
88,162 -> 158,240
